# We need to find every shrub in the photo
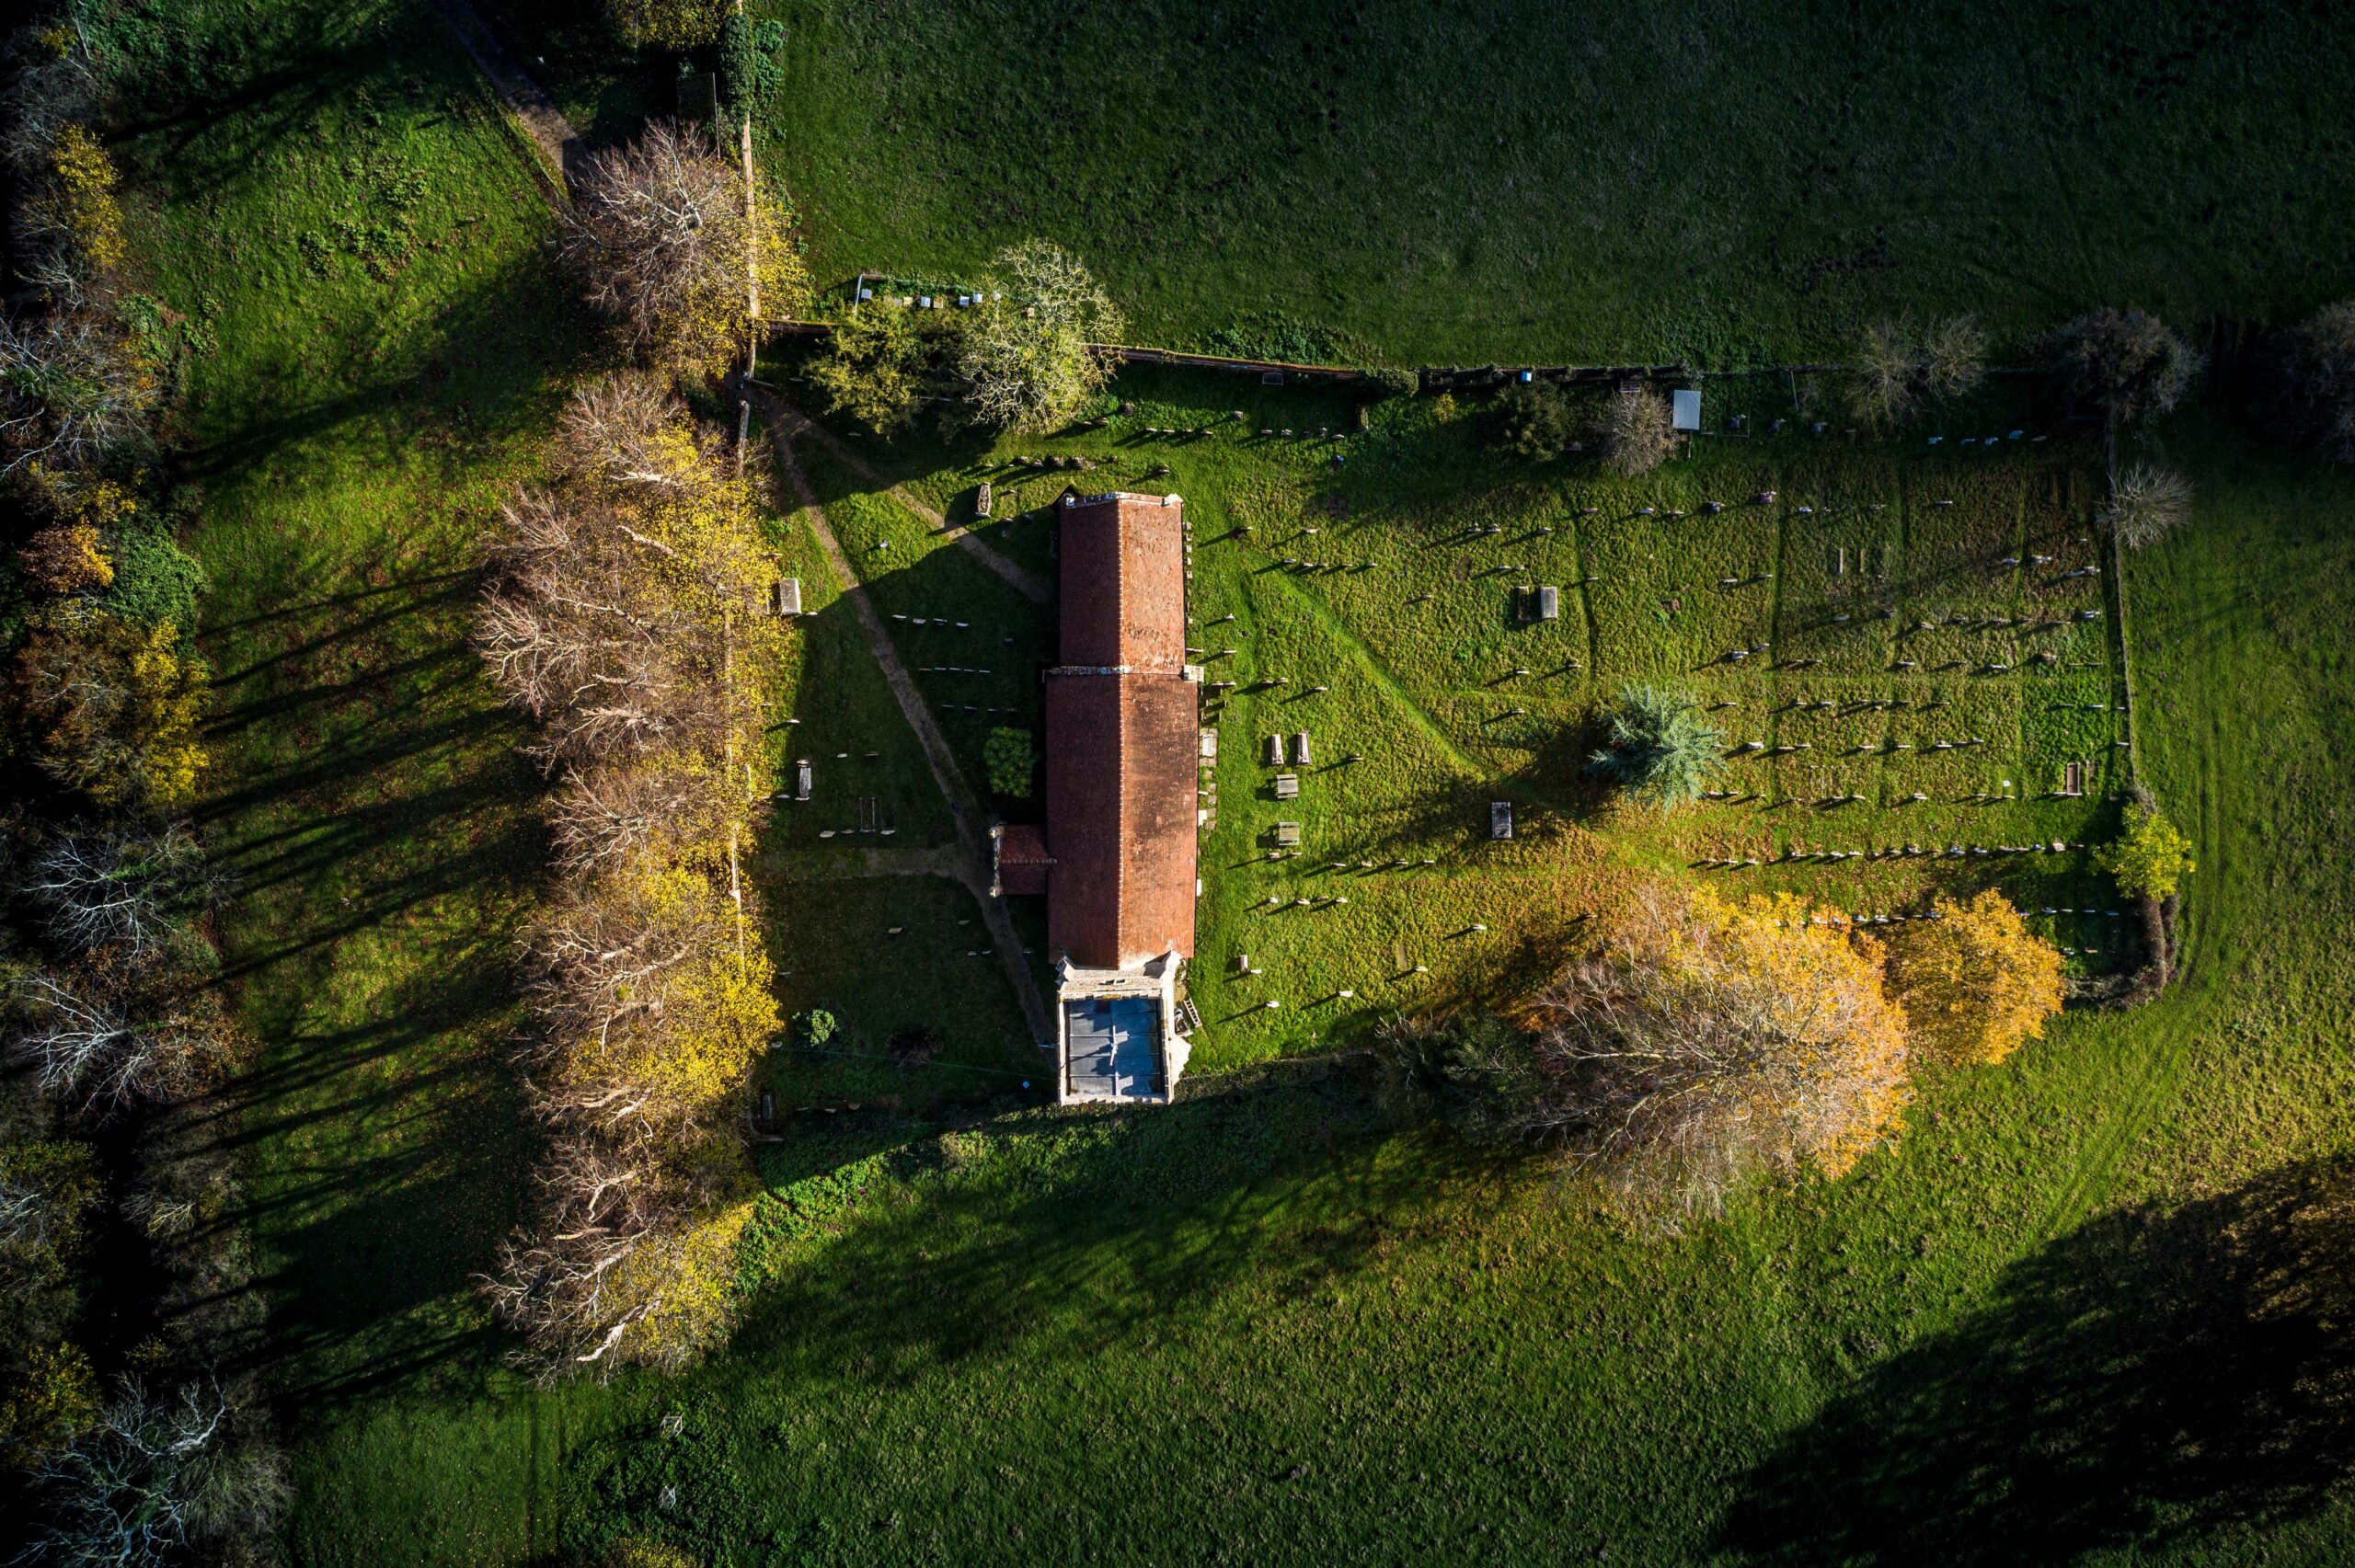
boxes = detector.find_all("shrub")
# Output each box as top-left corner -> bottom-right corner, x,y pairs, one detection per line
1490,379 -> 1574,462
602,0 -> 727,50
1585,684 -> 1725,809
590,1540 -> 702,1568
2047,308 -> 2203,426
1460,889 -> 1913,1219
6,605 -> 207,814
0,1342 -> 98,1469
2099,806 -> 2196,901
1363,365 -> 1419,400
809,305 -> 945,436
984,726 -> 1036,797
947,241 -> 1124,433
1599,387 -> 1675,475
2273,300 -> 2355,463
1373,1011 -> 1525,1129
2101,464 -> 2193,550
796,1008 -> 837,1048
1883,891 -> 2065,1067
98,518 -> 203,633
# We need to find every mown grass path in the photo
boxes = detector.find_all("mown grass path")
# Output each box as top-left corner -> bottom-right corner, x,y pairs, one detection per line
772,395 -> 1055,605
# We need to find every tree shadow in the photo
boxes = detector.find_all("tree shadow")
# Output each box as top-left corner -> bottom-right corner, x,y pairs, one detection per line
706,1059 -> 1451,1390
1720,1153 -> 2355,1565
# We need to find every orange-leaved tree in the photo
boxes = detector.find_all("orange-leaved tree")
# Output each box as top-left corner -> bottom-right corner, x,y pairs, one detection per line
1511,887 -> 1913,1218
1882,890 -> 2064,1067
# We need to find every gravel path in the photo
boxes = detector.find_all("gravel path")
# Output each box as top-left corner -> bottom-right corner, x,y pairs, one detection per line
428,0 -> 586,186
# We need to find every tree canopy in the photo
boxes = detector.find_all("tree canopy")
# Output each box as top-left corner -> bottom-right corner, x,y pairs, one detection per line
1585,684 -> 1725,809
1884,891 -> 2065,1067
2099,805 -> 2197,902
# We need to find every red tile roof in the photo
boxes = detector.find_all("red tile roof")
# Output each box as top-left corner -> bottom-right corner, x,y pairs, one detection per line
992,822 -> 1051,898
1041,493 -> 1197,969
1057,493 -> 1187,670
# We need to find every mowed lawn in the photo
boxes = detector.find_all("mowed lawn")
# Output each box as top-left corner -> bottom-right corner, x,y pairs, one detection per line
729,0 -> 2355,363
113,0 -> 2355,1561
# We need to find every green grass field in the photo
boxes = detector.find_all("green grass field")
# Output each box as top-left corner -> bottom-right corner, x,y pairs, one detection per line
94,0 -> 2355,1561
491,0 -> 2355,364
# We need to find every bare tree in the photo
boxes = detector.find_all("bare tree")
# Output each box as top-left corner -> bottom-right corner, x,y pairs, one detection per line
9,957 -> 238,1116
2102,464 -> 2194,550
545,762 -> 733,877
2275,299 -> 2355,464
2048,307 -> 2203,427
0,29 -> 100,175
1848,318 -> 1922,427
25,1377 -> 287,1565
1920,314 -> 1988,399
481,1127 -> 664,1367
477,489 -> 729,770
0,311 -> 157,475
1845,315 -> 1986,427
559,119 -> 796,375
1601,388 -> 1676,476
19,820 -> 217,957
557,372 -> 700,490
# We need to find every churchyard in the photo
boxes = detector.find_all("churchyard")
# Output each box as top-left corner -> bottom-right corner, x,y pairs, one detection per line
748,360 -> 2141,1095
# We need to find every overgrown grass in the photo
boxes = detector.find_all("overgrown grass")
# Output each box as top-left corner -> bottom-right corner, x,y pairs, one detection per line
508,0 -> 2355,363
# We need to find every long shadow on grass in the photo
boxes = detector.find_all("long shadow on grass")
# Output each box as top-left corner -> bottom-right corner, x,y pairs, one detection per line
1721,1154 -> 2355,1565
718,1059 -> 1443,1382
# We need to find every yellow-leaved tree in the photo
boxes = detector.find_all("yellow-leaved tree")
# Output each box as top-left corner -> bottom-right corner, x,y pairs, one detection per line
16,123 -> 126,303
2099,805 -> 2197,902
522,861 -> 775,1136
1502,887 -> 1913,1218
479,375 -> 784,1375
6,606 -> 206,813
1882,890 -> 2065,1067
